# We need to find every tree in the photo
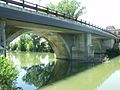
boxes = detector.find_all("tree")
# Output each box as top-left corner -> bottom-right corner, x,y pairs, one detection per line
10,43 -> 18,51
26,38 -> 34,51
18,34 -> 26,51
47,0 -> 86,19
0,56 -> 18,89
8,33 -> 54,53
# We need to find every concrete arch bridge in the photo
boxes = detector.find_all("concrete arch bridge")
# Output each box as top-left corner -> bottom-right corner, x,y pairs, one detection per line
0,0 -> 118,62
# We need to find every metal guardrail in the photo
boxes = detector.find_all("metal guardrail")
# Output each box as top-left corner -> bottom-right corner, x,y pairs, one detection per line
0,0 -> 118,37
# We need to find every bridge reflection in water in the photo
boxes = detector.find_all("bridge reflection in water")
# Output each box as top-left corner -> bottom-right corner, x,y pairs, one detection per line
41,56 -> 120,90
7,52 -> 70,90
6,52 -> 120,90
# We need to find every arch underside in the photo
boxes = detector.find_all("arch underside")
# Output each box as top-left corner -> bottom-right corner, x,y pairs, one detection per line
6,29 -> 70,59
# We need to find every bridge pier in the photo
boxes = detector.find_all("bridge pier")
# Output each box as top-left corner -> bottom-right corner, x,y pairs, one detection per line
0,21 -> 6,56
71,34 -> 85,59
85,33 -> 94,60
61,33 -> 94,61
71,33 -> 93,60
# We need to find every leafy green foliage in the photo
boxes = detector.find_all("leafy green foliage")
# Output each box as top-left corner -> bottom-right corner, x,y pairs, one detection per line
106,48 -> 120,58
9,43 -> 18,51
8,33 -> 54,53
26,35 -> 35,51
0,56 -> 18,90
18,34 -> 27,51
47,0 -> 86,19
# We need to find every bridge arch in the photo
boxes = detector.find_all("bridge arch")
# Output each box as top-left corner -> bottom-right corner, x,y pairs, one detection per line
6,30 -> 70,60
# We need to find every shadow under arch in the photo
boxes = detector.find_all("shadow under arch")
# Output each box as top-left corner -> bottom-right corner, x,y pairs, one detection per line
6,30 -> 71,60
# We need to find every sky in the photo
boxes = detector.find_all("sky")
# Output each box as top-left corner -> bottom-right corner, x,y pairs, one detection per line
27,0 -> 120,29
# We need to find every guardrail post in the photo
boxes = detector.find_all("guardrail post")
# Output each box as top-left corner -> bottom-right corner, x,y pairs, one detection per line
63,13 -> 66,19
88,22 -> 90,26
23,0 -> 25,8
84,21 -> 86,25
80,19 -> 82,24
6,0 -> 8,4
36,4 -> 38,12
47,7 -> 49,14
56,11 -> 58,17
75,17 -> 77,21
68,15 -> 71,19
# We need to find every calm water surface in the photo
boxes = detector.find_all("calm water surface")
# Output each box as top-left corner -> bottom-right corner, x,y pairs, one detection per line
7,52 -> 120,90
7,52 -> 57,90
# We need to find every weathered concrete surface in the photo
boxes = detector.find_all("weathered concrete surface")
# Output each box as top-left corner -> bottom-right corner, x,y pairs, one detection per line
0,3 -> 117,61
0,21 -> 6,56
0,2 -> 117,38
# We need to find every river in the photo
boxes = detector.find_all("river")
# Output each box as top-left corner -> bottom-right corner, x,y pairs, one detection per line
7,52 -> 120,90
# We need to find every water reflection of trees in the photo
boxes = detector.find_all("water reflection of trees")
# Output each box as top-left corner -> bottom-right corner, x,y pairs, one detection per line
22,62 -> 55,88
7,52 -> 55,68
7,52 -> 70,89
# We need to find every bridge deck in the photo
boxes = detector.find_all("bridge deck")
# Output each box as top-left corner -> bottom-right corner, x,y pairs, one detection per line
0,0 -> 117,38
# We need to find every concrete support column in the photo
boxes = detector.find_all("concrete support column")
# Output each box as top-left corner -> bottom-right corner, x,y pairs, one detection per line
0,21 -> 6,56
71,34 -> 86,60
85,33 -> 94,60
99,39 -> 114,52
71,33 -> 94,60
60,33 -> 94,61
104,39 -> 114,49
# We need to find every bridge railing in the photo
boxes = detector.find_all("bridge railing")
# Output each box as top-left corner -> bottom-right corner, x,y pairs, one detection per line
0,0 -> 118,37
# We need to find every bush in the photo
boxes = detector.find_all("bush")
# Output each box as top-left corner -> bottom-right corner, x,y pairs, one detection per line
106,48 -> 120,58
0,56 -> 18,90
11,43 -> 18,51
